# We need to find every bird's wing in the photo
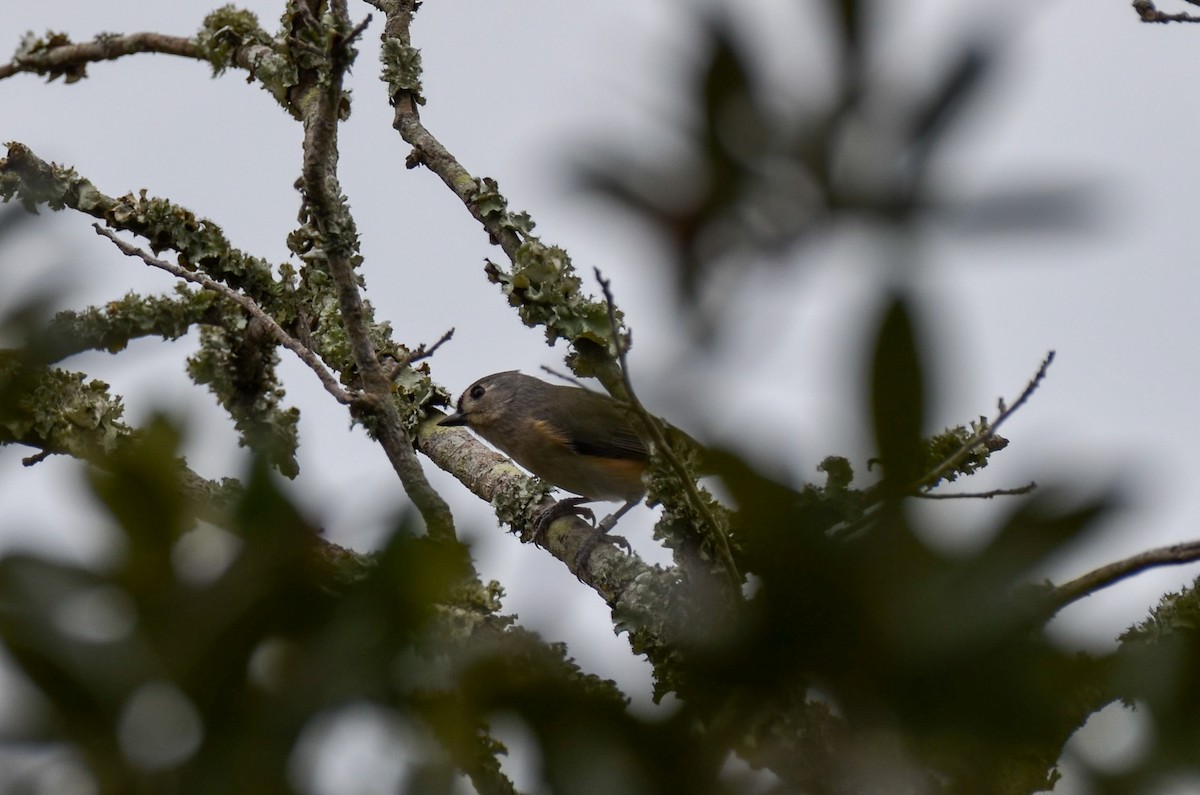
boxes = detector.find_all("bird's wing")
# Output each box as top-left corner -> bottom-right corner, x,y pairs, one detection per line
546,388 -> 649,461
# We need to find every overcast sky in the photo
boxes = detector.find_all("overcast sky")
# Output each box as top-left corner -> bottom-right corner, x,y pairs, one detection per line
3,1 -> 1199,791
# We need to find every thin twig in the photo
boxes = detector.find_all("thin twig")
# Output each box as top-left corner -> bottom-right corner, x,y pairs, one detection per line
21,450 -> 52,467
915,351 -> 1054,493
916,482 -> 1037,500
385,327 -> 454,380
594,267 -> 741,586
93,224 -> 354,405
1133,0 -> 1200,22
539,366 -> 589,390
1043,540 -> 1200,618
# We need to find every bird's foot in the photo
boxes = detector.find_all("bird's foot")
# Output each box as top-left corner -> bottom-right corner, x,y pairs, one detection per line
532,497 -> 596,546
531,497 -> 632,570
573,527 -> 631,570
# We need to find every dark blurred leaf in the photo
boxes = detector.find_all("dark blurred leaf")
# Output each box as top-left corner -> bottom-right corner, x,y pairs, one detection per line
830,0 -> 863,55
936,181 -> 1102,237
88,415 -> 190,570
870,295 -> 926,496
907,41 -> 996,158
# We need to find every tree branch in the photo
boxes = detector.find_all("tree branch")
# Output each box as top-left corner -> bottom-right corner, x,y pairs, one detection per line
292,0 -> 456,542
0,32 -> 199,82
916,482 -> 1037,500
1044,540 -> 1200,618
0,142 -> 281,306
414,414 -> 667,603
93,224 -> 354,405
378,1 -> 524,261
1132,0 -> 1200,22
593,268 -> 741,586
915,350 -> 1054,493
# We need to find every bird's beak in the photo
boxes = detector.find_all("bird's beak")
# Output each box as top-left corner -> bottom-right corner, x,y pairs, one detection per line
438,411 -> 470,427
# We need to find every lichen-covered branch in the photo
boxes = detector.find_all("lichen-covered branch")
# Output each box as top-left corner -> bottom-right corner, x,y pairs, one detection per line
32,287 -> 226,364
290,0 -> 455,541
0,142 -> 281,306
94,224 -> 352,406
376,0 -> 624,386
0,30 -> 199,82
2,11 -> 301,117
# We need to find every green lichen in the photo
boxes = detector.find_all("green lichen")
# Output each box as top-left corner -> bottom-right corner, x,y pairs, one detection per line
485,243 -> 617,350
187,322 -> 301,479
38,287 -> 226,362
0,363 -> 128,459
195,6 -> 270,75
12,30 -> 87,83
489,476 -> 552,536
380,37 -> 425,105
195,5 -> 299,116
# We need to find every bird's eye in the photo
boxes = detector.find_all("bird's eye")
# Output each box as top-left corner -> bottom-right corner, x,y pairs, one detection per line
469,384 -> 486,400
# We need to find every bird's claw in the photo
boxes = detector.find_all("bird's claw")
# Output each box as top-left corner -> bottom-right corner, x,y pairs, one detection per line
531,498 -> 633,570
573,529 -> 630,571
532,497 -> 596,546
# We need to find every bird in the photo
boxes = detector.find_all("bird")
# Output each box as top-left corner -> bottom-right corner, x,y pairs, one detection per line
438,371 -> 650,540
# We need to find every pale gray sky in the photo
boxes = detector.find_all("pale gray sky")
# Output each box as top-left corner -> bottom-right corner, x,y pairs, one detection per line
3,1 -> 1199,791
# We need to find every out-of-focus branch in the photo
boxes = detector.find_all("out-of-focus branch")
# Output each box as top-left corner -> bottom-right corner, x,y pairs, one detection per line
915,350 -> 1054,494
1133,0 -> 1200,22
1043,540 -> 1200,619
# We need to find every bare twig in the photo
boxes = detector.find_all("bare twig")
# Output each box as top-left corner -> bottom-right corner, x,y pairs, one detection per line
593,268 -> 741,586
385,327 -> 454,381
1133,0 -> 1200,22
1044,540 -> 1200,618
93,224 -> 354,405
293,0 -> 456,542
21,450 -> 52,467
539,366 -> 589,390
916,482 -> 1037,500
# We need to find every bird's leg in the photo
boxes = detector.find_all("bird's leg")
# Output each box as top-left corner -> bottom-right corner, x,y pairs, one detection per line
572,497 -> 640,569
597,498 -> 639,533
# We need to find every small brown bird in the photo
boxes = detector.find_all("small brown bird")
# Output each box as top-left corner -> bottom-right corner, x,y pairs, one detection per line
439,371 -> 649,532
